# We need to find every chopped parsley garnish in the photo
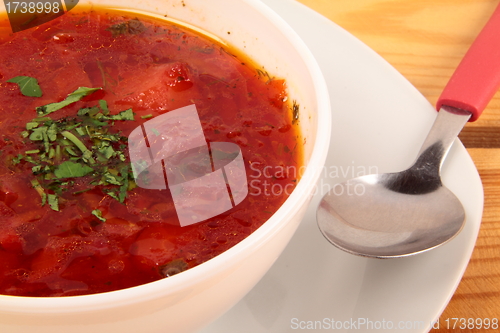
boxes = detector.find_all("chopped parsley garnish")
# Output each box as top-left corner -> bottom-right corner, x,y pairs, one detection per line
7,76 -> 43,97
14,88 -> 138,212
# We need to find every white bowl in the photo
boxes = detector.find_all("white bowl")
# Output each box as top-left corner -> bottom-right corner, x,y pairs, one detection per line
0,0 -> 331,332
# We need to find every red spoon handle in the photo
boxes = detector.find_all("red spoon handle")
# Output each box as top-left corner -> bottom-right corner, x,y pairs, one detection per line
437,3 -> 500,122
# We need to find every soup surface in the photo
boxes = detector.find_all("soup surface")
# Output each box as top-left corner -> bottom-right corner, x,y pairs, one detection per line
0,8 -> 302,296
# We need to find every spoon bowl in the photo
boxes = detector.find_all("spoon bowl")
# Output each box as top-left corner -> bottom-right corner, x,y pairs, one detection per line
317,171 -> 466,258
317,2 -> 500,258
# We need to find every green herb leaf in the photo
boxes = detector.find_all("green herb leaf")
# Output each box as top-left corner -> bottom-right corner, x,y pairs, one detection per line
36,87 -> 101,116
118,165 -> 131,203
12,154 -> 23,165
104,190 -> 120,201
25,149 -> 40,154
92,209 -> 106,222
103,108 -> 135,121
47,123 -> 58,141
31,178 -> 47,206
99,100 -> 110,115
29,126 -> 47,141
48,194 -> 59,211
32,165 -> 42,173
98,145 -> 115,160
48,147 -> 55,159
7,76 -> 43,97
61,130 -> 96,164
32,117 -> 52,122
75,127 -> 86,136
77,106 -> 100,117
65,147 -> 79,156
26,122 -> 39,130
104,172 -> 123,185
54,161 -> 94,179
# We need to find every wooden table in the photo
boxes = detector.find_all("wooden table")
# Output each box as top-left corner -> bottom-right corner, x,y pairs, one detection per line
296,0 -> 500,331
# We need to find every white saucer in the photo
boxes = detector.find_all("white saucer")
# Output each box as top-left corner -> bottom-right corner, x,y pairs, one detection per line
201,0 -> 484,332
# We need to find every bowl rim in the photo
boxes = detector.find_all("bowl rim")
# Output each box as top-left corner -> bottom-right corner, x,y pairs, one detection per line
0,0 -> 331,311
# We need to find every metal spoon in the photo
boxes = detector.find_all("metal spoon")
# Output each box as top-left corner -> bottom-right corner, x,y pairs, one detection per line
317,3 -> 500,258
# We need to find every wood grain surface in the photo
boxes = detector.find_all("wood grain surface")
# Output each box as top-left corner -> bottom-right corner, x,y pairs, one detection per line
295,0 -> 500,332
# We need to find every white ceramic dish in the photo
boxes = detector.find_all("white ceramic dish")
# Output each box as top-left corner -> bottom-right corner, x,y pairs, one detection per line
0,1 -> 330,332
200,0 -> 484,332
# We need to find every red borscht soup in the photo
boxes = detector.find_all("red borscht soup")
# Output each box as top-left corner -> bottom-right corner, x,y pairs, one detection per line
0,8 -> 302,296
